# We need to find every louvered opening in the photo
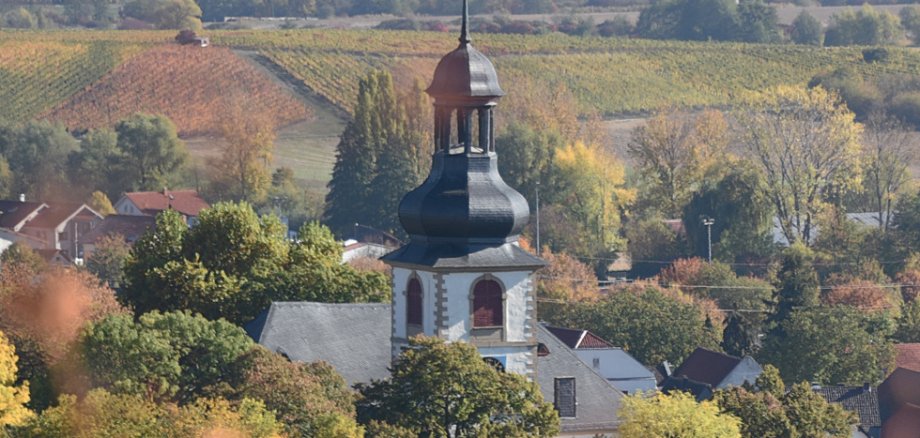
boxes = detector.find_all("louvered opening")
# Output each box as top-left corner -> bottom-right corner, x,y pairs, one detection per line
472,279 -> 503,328
407,278 -> 423,326
554,378 -> 576,418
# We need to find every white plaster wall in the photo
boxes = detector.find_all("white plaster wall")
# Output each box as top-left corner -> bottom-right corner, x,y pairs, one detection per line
441,270 -> 533,342
478,345 -> 533,375
391,267 -> 437,339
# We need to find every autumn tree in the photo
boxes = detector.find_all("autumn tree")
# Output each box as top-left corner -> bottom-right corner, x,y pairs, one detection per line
209,104 -> 275,203
19,389 -> 281,438
115,113 -> 188,192
536,247 -> 599,301
548,141 -> 634,258
223,347 -> 362,437
759,305 -> 896,385
628,109 -> 729,216
356,337 -> 559,437
0,330 -> 32,428
627,111 -> 728,218
618,391 -> 741,438
737,86 -> 862,246
860,113 -> 918,231
822,279 -> 901,313
123,0 -> 202,30
895,299 -> 920,342
87,191 -> 115,216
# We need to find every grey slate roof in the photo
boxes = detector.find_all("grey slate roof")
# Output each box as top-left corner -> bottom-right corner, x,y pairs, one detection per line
245,302 -> 392,386
813,386 -> 881,434
382,241 -> 545,271
536,324 -> 623,433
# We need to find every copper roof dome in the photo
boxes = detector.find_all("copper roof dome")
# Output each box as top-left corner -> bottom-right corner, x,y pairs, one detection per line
426,0 -> 504,100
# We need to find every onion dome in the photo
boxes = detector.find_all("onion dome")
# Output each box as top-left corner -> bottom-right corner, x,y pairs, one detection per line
382,0 -> 542,270
426,0 -> 504,101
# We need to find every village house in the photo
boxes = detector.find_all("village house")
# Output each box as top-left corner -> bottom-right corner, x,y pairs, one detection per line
114,189 -> 209,225
661,347 -> 764,400
0,199 -> 102,261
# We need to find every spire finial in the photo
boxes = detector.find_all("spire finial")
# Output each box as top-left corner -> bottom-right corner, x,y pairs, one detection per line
459,0 -> 470,46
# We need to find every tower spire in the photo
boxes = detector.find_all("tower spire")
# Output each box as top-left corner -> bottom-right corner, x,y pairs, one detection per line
459,0 -> 470,46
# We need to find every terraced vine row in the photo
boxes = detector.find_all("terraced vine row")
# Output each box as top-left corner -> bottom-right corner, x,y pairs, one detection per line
42,45 -> 310,136
0,40 -> 147,122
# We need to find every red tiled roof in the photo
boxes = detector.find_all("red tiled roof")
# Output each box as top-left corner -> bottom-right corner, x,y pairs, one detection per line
0,201 -> 46,229
896,344 -> 920,372
544,325 -> 613,349
671,347 -> 741,387
81,215 -> 156,244
25,203 -> 98,229
122,190 -> 209,218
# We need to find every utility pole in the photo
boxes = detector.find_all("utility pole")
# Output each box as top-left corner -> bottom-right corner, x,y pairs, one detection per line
535,181 -> 541,252
702,217 -> 715,263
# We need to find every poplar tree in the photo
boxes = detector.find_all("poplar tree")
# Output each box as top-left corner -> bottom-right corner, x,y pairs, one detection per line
325,70 -> 423,237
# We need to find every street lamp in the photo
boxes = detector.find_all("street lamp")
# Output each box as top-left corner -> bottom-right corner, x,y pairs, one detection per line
535,181 -> 541,252
702,217 -> 715,263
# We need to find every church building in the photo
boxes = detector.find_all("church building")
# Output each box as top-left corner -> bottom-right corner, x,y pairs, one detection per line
381,2 -> 544,377
246,3 -> 626,435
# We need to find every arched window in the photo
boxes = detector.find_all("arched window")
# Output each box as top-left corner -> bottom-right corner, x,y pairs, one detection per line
407,277 -> 422,326
472,279 -> 503,328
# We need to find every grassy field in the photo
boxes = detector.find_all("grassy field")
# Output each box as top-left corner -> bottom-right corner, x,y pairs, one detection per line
5,28 -> 920,188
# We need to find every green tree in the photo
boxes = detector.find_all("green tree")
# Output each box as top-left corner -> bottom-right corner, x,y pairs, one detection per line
86,234 -> 130,288
682,164 -> 774,263
0,330 -> 32,428
79,311 -> 253,403
123,0 -> 202,30
625,216 -> 686,277
825,5 -> 901,46
895,299 -> 920,342
0,120 -> 77,201
67,128 -> 123,199
791,10 -> 823,46
357,337 -> 559,437
735,0 -> 780,43
901,6 -> 920,45
122,209 -> 188,314
737,86 -> 862,246
759,306 -> 895,385
496,122 -> 561,209
770,243 -> 819,328
367,87 -> 416,235
115,113 -> 188,192
714,387 -> 791,438
722,312 -> 759,358
325,71 -> 401,236
546,285 -> 720,365
618,390 -> 741,438
782,382 -> 854,438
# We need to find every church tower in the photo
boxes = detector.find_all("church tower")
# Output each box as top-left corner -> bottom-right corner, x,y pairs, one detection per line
382,0 -> 545,377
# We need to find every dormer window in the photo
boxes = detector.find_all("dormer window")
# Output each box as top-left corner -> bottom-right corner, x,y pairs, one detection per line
472,279 -> 503,328
407,278 -> 422,326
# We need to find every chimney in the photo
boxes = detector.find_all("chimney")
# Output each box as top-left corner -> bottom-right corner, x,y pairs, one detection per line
18,193 -> 25,202
863,383 -> 872,393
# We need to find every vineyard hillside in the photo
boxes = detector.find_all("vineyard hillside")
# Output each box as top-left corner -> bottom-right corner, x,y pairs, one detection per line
7,29 -> 920,123
42,44 -> 310,136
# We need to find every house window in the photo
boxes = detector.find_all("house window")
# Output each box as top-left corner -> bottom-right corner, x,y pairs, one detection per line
592,357 -> 600,369
407,277 -> 422,326
472,279 -> 503,328
554,377 -> 576,418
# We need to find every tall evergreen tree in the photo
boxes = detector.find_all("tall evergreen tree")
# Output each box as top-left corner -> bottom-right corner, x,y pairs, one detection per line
325,70 -> 426,237
769,243 -> 819,331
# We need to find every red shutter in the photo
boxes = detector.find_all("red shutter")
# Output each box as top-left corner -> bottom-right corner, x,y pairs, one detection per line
407,278 -> 422,325
473,280 -> 503,327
